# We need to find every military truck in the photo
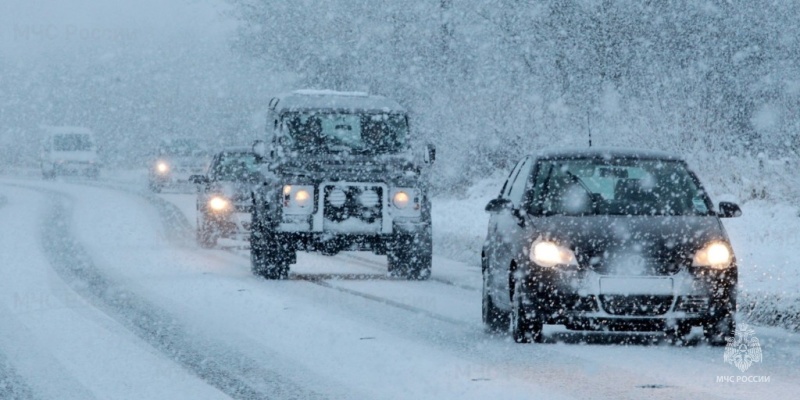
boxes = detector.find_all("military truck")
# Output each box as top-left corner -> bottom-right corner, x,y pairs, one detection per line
249,90 -> 435,280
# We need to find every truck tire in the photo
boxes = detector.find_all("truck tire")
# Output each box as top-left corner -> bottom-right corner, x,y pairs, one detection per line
387,230 -> 431,280
249,208 -> 291,280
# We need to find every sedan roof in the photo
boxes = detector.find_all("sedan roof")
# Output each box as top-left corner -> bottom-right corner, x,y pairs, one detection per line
534,147 -> 683,162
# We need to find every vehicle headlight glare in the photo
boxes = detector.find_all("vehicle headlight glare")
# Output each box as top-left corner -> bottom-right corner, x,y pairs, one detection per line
530,239 -> 577,268
208,196 -> 229,212
294,189 -> 310,207
693,242 -> 733,269
393,191 -> 410,209
156,162 -> 169,174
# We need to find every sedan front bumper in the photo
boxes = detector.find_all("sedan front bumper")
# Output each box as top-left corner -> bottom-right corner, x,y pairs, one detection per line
521,264 -> 737,330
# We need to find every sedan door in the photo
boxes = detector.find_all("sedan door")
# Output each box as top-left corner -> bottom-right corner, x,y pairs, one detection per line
489,157 -> 534,309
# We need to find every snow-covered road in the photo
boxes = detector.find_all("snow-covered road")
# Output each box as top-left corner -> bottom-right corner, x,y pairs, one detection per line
1,177 -> 798,399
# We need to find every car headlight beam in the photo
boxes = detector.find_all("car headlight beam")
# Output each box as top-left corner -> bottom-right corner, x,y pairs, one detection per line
283,184 -> 314,214
156,161 -> 169,174
530,239 -> 577,268
208,196 -> 230,212
392,191 -> 410,209
693,241 -> 733,269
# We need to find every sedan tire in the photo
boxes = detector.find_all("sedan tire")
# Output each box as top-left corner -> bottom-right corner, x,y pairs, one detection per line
511,282 -> 543,343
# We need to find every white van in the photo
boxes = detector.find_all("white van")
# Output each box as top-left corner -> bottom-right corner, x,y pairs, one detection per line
40,126 -> 100,179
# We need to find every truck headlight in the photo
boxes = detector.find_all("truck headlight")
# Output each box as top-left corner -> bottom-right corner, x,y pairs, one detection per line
208,196 -> 230,212
390,188 -> 421,217
283,184 -> 314,214
693,241 -> 733,269
392,191 -> 410,209
530,239 -> 577,268
156,161 -> 169,174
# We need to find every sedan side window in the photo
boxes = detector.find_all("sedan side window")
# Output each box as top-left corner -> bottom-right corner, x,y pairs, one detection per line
499,159 -> 525,199
507,158 -> 533,207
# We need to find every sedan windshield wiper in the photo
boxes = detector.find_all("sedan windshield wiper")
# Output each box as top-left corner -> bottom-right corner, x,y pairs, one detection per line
565,171 -> 599,215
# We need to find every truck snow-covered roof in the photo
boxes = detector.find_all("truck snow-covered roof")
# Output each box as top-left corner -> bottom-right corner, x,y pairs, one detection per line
270,90 -> 406,114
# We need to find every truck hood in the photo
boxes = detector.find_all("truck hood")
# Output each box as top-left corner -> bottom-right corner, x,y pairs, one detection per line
278,153 -> 421,182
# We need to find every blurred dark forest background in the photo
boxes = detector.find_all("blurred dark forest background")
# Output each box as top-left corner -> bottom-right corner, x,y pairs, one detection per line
2,0 -> 799,198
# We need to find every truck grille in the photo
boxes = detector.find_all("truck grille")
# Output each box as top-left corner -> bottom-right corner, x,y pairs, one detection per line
322,185 -> 383,224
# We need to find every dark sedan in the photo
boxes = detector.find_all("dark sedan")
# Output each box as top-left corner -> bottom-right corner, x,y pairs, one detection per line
481,148 -> 741,345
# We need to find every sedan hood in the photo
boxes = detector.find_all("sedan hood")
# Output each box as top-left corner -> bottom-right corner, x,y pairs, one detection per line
531,215 -> 728,275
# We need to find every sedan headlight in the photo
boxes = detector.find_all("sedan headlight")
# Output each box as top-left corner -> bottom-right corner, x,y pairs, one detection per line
283,184 -> 314,214
208,196 -> 230,212
156,161 -> 169,174
693,241 -> 733,269
530,239 -> 577,268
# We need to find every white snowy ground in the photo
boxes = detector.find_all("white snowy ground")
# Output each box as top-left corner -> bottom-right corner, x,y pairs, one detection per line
0,170 -> 799,399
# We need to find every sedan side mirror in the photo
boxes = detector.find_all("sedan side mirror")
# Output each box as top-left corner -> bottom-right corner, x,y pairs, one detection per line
718,201 -> 742,218
189,175 -> 209,185
485,197 -> 512,213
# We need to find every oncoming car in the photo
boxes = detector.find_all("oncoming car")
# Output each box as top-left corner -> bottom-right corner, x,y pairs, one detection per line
481,148 -> 741,345
249,90 -> 435,280
190,147 -> 261,248
148,138 -> 210,192
40,126 -> 100,179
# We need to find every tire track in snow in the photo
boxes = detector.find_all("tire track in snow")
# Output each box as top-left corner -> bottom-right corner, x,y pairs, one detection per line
61,179 -> 798,398
0,352 -> 37,400
24,184 -> 327,400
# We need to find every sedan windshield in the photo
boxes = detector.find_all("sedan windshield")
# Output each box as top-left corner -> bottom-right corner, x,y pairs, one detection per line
532,158 -> 711,216
282,112 -> 408,154
212,152 -> 260,181
54,134 -> 93,151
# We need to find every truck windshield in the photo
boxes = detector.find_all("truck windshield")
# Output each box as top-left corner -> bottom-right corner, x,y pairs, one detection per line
54,134 -> 93,151
282,112 -> 408,154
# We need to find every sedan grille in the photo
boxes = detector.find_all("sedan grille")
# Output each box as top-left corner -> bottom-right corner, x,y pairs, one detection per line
599,295 -> 673,316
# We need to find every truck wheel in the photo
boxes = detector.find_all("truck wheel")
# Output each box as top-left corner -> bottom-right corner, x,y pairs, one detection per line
250,228 -> 291,280
387,231 -> 431,280
197,217 -> 218,248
